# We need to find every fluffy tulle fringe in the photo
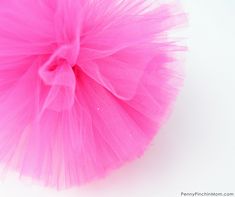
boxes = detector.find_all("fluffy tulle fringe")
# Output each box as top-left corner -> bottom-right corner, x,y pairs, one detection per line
0,0 -> 186,188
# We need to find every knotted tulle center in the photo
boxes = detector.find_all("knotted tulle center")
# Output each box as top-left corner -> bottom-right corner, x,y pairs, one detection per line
39,42 -> 80,111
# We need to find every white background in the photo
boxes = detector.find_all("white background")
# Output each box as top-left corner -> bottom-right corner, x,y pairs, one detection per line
0,1 -> 234,196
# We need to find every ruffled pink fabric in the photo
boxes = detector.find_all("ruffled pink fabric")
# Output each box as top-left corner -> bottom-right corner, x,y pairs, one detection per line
0,0 -> 186,188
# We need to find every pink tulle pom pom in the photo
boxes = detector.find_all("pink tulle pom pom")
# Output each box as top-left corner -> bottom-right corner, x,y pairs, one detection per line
0,0 -> 186,188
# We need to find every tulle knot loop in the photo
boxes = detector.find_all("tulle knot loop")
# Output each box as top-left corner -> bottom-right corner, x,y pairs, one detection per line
54,42 -> 80,67
38,46 -> 77,112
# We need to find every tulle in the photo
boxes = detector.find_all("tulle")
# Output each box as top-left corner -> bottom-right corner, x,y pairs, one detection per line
0,0 -> 186,188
